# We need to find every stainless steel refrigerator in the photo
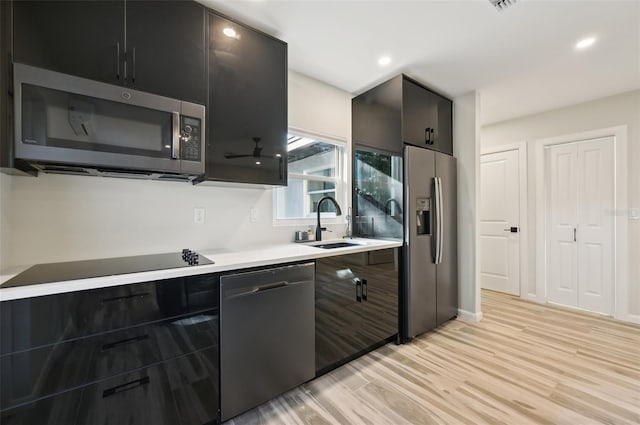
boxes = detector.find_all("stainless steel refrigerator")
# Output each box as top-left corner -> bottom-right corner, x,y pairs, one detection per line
402,145 -> 458,340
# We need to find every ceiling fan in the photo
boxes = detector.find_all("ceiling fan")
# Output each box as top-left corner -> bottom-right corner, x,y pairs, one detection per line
224,137 -> 274,160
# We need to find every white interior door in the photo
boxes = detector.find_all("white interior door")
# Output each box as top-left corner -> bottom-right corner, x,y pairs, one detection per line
576,138 -> 614,314
546,137 -> 614,314
480,150 -> 520,295
547,144 -> 579,307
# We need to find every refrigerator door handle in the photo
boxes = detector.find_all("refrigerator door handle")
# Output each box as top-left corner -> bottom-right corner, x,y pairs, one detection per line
431,177 -> 438,263
433,177 -> 444,265
437,177 -> 444,264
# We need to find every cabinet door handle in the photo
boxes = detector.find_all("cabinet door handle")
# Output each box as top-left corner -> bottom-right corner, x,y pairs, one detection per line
430,128 -> 435,145
100,292 -> 150,304
425,127 -> 431,145
102,334 -> 149,351
355,279 -> 362,302
116,42 -> 120,80
102,376 -> 150,398
132,47 -> 136,83
362,278 -> 368,301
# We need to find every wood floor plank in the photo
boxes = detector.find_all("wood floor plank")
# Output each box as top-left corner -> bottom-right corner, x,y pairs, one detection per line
227,291 -> 640,425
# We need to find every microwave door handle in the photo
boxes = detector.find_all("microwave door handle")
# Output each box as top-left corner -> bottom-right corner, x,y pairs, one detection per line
172,112 -> 180,159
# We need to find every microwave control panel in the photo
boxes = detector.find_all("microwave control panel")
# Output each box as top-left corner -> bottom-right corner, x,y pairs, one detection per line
181,116 -> 202,161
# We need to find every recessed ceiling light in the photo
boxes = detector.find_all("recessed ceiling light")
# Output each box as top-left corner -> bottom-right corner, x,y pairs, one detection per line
575,36 -> 596,50
223,27 -> 237,38
378,56 -> 391,66
275,153 -> 282,158
255,161 -> 261,165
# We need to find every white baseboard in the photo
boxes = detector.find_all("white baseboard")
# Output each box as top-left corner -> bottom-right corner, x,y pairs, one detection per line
622,314 -> 640,325
457,309 -> 483,322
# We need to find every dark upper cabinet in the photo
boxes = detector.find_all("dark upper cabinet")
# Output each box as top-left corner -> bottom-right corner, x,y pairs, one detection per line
13,1 -> 124,85
12,0 -> 206,104
352,75 -> 453,155
402,78 -> 452,154
352,76 -> 403,154
315,248 -> 399,375
126,1 -> 206,104
206,12 -> 288,185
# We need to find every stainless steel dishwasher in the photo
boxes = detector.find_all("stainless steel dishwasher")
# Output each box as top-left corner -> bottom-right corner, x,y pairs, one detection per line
220,262 -> 315,421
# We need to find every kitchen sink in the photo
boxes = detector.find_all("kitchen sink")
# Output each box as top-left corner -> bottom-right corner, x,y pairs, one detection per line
311,242 -> 361,249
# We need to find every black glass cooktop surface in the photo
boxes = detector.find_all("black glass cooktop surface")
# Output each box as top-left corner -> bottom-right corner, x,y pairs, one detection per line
2,251 -> 214,288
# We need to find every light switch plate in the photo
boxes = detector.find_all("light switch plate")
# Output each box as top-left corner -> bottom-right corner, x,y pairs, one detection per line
630,208 -> 639,220
250,207 -> 258,223
193,207 -> 205,224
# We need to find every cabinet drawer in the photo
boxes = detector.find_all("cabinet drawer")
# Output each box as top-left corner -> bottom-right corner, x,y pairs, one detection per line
0,347 -> 219,425
1,275 -> 218,355
0,310 -> 217,411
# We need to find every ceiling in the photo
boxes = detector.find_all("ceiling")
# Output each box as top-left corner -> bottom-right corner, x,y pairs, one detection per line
200,0 -> 640,125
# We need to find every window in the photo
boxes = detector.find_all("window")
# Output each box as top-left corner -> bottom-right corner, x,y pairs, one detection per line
274,132 -> 345,221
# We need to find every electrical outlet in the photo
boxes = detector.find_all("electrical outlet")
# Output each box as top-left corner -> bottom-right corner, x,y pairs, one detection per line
193,207 -> 205,224
630,208 -> 639,220
250,207 -> 258,223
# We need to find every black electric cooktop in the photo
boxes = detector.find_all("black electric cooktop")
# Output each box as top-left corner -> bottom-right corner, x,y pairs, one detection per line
2,250 -> 214,289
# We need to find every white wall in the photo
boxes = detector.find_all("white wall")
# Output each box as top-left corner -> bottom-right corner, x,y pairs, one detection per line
454,91 -> 482,320
0,71 -> 352,268
481,89 -> 640,318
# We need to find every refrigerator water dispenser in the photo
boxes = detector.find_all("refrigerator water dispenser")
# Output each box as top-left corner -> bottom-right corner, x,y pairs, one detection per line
416,198 -> 431,235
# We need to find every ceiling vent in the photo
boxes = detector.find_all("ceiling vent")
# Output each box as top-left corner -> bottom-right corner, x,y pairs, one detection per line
490,0 -> 517,11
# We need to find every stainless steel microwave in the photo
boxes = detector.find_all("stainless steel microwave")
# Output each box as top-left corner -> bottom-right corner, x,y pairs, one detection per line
14,63 -> 205,182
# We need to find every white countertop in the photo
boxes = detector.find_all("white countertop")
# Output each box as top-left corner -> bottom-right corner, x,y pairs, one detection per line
0,238 -> 402,301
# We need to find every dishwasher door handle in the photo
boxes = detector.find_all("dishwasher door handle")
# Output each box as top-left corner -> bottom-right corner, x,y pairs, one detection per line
225,280 -> 299,299
254,281 -> 289,293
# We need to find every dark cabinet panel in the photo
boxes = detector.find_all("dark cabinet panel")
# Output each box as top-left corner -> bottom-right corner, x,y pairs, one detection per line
206,12 -> 287,185
352,76 -> 403,154
1,347 -> 219,425
0,310 -> 217,410
126,0 -> 206,104
315,249 -> 398,375
0,275 -> 218,355
403,78 -> 452,154
13,1 -> 124,85
12,0 -> 206,104
315,257 -> 363,373
352,75 -> 453,155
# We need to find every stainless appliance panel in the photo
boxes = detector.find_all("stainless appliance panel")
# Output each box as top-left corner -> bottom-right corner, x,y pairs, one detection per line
404,145 -> 437,337
220,263 -> 315,421
13,63 -> 205,177
435,152 -> 458,325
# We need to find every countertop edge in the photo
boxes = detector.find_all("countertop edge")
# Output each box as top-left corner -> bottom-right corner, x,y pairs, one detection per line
0,238 -> 403,301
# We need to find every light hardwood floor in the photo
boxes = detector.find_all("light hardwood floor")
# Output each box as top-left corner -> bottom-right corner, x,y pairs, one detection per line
227,290 -> 640,425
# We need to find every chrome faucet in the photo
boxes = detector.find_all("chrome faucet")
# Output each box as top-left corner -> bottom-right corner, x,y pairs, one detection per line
316,196 -> 342,241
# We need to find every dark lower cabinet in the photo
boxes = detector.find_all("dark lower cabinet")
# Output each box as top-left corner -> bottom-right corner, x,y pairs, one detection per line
315,248 -> 399,374
1,347 -> 219,425
0,312 -> 217,409
0,274 -> 220,425
0,276 -> 217,354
